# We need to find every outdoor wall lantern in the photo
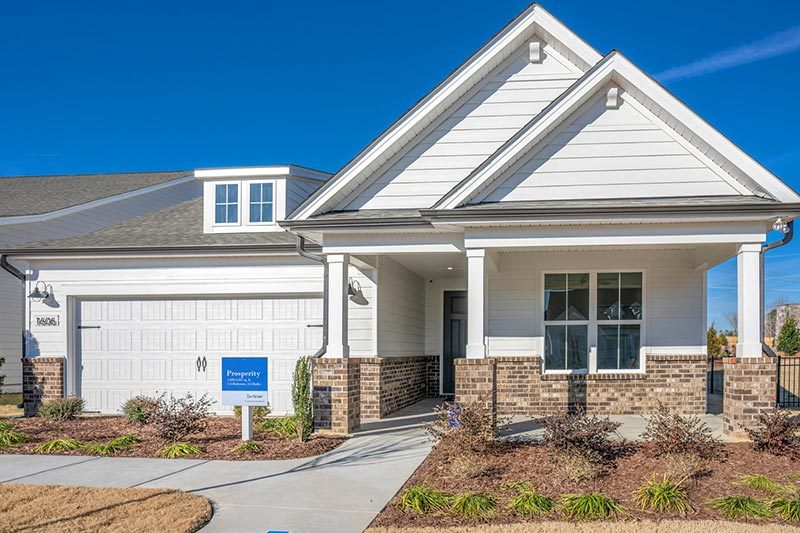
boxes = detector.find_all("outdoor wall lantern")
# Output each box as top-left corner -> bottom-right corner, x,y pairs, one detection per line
773,218 -> 790,234
28,281 -> 51,300
348,277 -> 369,306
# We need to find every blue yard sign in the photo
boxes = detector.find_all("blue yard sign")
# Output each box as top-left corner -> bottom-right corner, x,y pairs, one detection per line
221,357 -> 269,406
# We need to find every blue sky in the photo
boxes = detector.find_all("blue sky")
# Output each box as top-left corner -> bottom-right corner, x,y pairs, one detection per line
1,1 -> 799,327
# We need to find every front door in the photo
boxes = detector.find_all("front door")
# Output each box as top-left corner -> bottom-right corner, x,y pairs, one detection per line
442,291 -> 467,395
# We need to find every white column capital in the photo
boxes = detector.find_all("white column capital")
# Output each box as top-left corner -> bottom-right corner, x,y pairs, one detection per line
466,248 -> 486,258
326,253 -> 349,264
737,243 -> 762,254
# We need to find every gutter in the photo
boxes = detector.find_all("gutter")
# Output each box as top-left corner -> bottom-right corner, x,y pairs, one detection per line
296,236 -> 328,358
0,244 -> 310,256
761,220 -> 794,356
0,254 -> 26,363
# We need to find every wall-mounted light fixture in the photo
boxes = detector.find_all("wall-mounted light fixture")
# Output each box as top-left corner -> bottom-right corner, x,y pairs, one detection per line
348,277 -> 369,306
28,281 -> 51,300
773,218 -> 790,234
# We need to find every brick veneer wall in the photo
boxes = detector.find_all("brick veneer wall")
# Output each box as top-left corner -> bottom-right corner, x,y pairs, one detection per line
23,357 -> 64,416
722,356 -> 777,438
312,358 -> 361,434
360,356 -> 439,419
454,358 -> 497,422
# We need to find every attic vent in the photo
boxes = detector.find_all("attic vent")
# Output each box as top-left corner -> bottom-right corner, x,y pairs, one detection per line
529,41 -> 542,63
606,87 -> 621,109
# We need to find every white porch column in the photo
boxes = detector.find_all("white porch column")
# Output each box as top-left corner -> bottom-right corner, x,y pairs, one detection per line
736,243 -> 762,358
326,253 -> 350,358
466,248 -> 486,358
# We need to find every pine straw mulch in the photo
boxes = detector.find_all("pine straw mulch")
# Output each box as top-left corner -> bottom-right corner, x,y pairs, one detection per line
0,416 -> 346,460
368,521 -> 797,532
0,483 -> 211,533
370,439 -> 800,529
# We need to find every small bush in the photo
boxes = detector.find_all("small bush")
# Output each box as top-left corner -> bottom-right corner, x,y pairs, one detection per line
769,496 -> 800,521
122,396 -> 159,424
233,405 -> 271,424
156,441 -> 202,458
150,393 -> 213,442
0,420 -> 13,432
736,474 -> 787,496
641,402 -> 721,458
706,495 -> 771,520
398,485 -> 451,515
745,408 -> 800,456
560,492 -> 627,520
450,454 -> 491,479
537,408 -> 621,460
633,474 -> 693,514
423,401 -> 500,451
662,452 -> 705,482
38,396 -> 85,420
292,356 -> 314,442
504,482 -> 554,517
555,449 -> 603,482
0,426 -> 26,449
449,491 -> 497,518
83,435 -> 140,455
233,440 -> 264,454
260,415 -> 298,440
34,438 -> 83,454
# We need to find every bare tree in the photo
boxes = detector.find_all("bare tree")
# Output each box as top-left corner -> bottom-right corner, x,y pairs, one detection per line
723,311 -> 738,335
764,296 -> 789,339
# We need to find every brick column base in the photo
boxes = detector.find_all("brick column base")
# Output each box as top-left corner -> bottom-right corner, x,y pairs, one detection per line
723,356 -> 777,438
23,357 -> 65,416
454,358 -> 496,424
313,358 -> 361,434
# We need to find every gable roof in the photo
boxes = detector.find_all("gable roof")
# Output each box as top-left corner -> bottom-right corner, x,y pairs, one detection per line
433,52 -> 800,209
0,170 -> 192,219
289,3 -> 602,220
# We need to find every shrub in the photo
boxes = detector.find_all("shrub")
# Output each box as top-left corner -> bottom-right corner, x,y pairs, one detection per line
83,435 -> 140,455
736,474 -> 787,496
259,415 -> 298,440
150,393 -> 213,442
537,408 -> 621,460
0,420 -> 13,432
745,408 -> 800,456
156,441 -> 202,458
449,491 -> 497,518
554,449 -> 603,482
122,396 -> 159,424
0,353 -> 5,393
777,315 -> 800,355
0,425 -> 26,449
662,452 -> 705,482
706,495 -> 771,520
769,496 -> 800,521
633,474 -> 693,514
504,482 -> 554,517
423,401 -> 498,451
560,492 -> 627,520
233,405 -> 271,424
34,438 -> 83,454
641,402 -> 721,458
450,454 -> 491,479
233,440 -> 264,454
38,396 -> 85,420
398,485 -> 451,515
292,356 -> 314,442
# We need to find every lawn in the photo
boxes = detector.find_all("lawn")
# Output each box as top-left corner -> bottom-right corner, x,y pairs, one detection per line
0,483 -> 211,533
0,393 -> 23,418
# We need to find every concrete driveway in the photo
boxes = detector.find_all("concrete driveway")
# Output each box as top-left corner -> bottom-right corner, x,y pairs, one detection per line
0,400 -> 437,533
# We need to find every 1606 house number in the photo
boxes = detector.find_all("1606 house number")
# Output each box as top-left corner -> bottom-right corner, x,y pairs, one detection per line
36,315 -> 60,327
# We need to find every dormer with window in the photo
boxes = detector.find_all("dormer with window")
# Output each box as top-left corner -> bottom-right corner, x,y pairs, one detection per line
197,166 -> 330,233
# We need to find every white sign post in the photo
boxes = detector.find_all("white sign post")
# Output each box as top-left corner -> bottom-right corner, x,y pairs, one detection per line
221,357 -> 269,441
241,405 -> 254,441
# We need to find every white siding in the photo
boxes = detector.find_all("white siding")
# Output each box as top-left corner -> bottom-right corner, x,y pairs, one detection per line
286,180 -> 321,218
0,272 -> 22,391
482,90 -> 742,203
376,256 -> 425,355
343,42 -> 582,210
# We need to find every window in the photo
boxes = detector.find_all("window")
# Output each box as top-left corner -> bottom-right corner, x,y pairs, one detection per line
544,272 -> 643,372
214,183 -> 239,224
249,182 -> 274,223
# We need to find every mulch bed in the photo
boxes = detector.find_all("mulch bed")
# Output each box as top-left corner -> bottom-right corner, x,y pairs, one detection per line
371,439 -> 800,528
1,416 -> 346,460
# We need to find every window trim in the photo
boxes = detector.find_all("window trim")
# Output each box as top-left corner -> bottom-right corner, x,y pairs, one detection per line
212,181 -> 241,227
541,269 -> 646,375
245,180 -> 277,226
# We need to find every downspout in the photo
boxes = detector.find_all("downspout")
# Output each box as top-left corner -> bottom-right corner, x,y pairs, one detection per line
295,236 -> 328,358
761,220 -> 794,357
0,254 -> 27,368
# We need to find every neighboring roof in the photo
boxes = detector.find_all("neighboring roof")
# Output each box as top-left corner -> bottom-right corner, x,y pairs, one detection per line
0,170 -> 192,218
2,198 -> 296,253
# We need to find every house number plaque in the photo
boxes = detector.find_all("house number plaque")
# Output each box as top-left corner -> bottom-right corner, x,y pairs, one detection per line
36,315 -> 60,327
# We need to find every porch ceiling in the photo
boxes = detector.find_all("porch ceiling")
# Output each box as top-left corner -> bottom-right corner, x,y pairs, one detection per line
376,252 -> 467,279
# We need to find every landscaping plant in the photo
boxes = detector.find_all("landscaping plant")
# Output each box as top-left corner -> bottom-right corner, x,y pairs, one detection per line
150,393 -> 213,442
156,441 -> 203,458
449,491 -> 497,519
736,474 -> 788,496
121,396 -> 159,424
745,407 -> 799,456
633,474 -> 693,514
259,415 -> 298,440
34,438 -> 83,454
706,495 -> 771,520
662,452 -> 705,482
398,485 -> 451,515
233,440 -> 264,454
292,356 -> 313,442
641,402 -> 721,458
83,435 -> 140,456
769,496 -> 800,521
233,405 -> 271,424
777,315 -> 800,355
503,482 -> 554,517
537,408 -> 621,460
423,401 -> 505,451
38,396 -> 85,420
450,453 -> 491,479
0,423 -> 26,449
560,492 -> 627,520
0,353 -> 5,393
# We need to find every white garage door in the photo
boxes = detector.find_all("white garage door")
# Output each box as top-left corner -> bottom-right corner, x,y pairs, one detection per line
77,296 -> 323,415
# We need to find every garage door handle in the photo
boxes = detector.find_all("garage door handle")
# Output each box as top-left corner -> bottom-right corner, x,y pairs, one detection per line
201,356 -> 207,372
77,325 -> 101,329
196,356 -> 202,372
306,324 -> 323,328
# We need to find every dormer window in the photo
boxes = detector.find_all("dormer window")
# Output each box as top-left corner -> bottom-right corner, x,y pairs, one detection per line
214,183 -> 239,224
249,182 -> 274,223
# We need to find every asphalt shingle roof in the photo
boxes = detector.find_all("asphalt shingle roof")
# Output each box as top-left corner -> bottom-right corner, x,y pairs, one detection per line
0,170 -> 192,217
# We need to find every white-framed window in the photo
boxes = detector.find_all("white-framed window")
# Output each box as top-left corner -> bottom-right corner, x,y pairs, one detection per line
248,182 -> 274,224
214,183 -> 239,225
543,271 -> 644,373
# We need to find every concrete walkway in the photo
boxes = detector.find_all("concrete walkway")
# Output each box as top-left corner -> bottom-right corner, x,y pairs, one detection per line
0,399 -> 438,533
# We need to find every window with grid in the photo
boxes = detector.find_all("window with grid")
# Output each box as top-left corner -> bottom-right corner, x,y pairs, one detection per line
249,182 -> 274,223
544,273 -> 589,371
596,272 -> 642,370
214,183 -> 239,224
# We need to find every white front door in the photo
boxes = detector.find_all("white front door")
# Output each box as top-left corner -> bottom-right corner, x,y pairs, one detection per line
77,296 -> 322,414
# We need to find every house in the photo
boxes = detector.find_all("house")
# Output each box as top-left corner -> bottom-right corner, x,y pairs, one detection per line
0,171 -> 199,393
2,4 -> 799,438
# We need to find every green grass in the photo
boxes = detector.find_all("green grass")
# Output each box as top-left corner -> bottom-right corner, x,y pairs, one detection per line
83,435 -> 141,455
156,442 -> 202,458
449,491 -> 497,518
259,415 -> 298,440
706,495 -> 771,520
769,496 -> 800,521
736,474 -> 788,496
398,485 -> 451,515
633,475 -> 693,514
34,438 -> 83,454
560,492 -> 627,520
233,440 -> 264,454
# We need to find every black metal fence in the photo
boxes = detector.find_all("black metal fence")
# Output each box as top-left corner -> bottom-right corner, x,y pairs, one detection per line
777,357 -> 800,408
707,357 -> 724,394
